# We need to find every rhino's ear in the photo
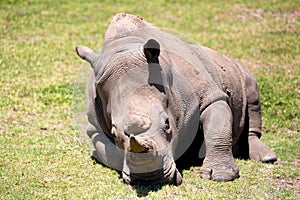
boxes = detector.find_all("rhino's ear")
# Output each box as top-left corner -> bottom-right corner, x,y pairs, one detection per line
143,39 -> 160,63
75,46 -> 99,67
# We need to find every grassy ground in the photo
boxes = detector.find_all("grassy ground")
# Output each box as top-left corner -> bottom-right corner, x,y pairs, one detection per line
1,0 -> 299,199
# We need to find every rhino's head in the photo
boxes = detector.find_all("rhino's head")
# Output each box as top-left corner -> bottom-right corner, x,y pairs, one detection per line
118,83 -> 182,185
76,39 -> 182,185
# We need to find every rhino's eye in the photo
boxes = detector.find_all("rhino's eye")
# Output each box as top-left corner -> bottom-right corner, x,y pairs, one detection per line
164,118 -> 172,142
164,119 -> 170,131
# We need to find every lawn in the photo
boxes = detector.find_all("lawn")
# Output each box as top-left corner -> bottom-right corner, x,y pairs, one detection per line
0,0 -> 299,199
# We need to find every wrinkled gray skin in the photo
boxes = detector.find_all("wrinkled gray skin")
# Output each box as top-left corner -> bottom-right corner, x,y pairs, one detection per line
76,13 -> 277,186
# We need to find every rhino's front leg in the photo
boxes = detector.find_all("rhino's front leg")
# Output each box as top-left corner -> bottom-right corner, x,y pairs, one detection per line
92,132 -> 124,171
200,101 -> 239,181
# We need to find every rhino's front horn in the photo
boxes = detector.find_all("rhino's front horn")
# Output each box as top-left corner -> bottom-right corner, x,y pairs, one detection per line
75,46 -> 99,67
129,135 -> 156,153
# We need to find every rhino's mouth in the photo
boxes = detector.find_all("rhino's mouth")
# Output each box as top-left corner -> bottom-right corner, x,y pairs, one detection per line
122,161 -> 182,186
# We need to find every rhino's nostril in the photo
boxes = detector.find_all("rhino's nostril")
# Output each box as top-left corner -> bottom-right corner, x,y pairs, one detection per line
124,131 -> 130,137
122,171 -> 131,185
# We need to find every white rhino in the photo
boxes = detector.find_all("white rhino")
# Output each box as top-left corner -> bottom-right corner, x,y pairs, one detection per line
76,13 -> 277,185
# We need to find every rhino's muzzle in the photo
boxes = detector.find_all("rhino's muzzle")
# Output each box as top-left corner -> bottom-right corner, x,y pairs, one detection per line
122,134 -> 182,185
122,162 -> 182,186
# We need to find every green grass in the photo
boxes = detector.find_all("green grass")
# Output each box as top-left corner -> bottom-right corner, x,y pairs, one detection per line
1,0 -> 299,199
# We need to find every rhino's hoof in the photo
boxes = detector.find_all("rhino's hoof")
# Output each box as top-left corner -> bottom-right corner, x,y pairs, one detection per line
212,171 -> 240,182
200,167 -> 239,182
200,157 -> 240,182
249,135 -> 277,163
261,154 -> 277,163
211,166 -> 240,182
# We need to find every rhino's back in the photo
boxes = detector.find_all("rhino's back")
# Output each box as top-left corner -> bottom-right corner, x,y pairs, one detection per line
97,13 -> 247,143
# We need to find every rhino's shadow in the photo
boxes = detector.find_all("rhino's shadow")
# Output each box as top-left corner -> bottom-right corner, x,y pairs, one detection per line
175,122 -> 251,171
175,126 -> 205,171
132,184 -> 163,197
91,154 -> 163,197
89,128 -> 205,197
90,125 -> 250,197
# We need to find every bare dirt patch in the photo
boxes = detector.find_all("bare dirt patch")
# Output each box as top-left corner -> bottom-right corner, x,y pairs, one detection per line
272,159 -> 300,197
234,5 -> 300,25
273,176 -> 300,197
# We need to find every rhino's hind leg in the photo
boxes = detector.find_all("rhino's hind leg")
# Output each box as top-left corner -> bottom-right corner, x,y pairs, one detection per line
242,67 -> 277,163
248,134 -> 277,163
